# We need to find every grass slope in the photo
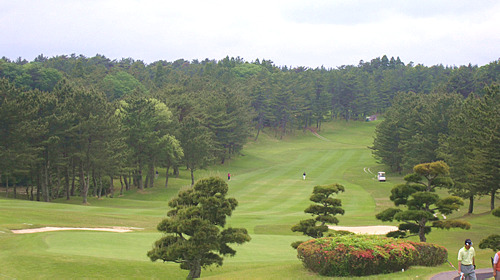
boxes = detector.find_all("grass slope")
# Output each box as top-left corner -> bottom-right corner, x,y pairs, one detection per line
0,120 -> 498,280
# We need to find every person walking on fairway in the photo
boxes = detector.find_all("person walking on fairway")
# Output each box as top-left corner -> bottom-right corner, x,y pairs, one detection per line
228,173 -> 231,181
458,239 -> 476,280
493,250 -> 500,280
302,172 -> 306,180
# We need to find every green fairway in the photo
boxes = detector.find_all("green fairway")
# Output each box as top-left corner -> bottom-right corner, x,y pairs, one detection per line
0,120 -> 498,279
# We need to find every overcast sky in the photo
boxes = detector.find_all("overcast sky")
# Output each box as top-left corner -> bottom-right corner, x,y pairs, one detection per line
1,0 -> 499,68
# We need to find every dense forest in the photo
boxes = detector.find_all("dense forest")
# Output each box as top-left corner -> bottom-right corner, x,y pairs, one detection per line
0,54 -> 499,206
371,85 -> 499,213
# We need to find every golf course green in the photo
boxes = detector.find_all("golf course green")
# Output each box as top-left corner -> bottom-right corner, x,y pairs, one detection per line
1,120 -> 498,279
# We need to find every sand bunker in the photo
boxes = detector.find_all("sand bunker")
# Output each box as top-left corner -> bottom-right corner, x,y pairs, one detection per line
11,226 -> 142,234
328,225 -> 398,235
10,225 -> 395,235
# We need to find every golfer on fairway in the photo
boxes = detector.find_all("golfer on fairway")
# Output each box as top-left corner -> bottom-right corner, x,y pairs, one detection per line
458,238 -> 476,280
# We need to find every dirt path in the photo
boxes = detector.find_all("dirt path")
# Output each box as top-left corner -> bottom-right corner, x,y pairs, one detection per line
307,128 -> 330,142
10,226 -> 142,234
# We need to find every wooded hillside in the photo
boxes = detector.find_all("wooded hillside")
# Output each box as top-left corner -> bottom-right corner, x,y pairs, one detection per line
1,54 -> 499,205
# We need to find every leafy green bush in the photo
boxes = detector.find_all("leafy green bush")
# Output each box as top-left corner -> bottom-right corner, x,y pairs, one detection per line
296,235 -> 417,277
492,207 -> 500,218
479,234 -> 500,252
478,208 -> 500,252
408,241 -> 447,266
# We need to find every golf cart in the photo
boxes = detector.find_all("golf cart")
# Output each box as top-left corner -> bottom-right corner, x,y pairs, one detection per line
377,172 -> 386,182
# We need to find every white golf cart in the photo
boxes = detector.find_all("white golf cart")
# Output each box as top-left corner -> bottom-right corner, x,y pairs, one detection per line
377,172 -> 386,182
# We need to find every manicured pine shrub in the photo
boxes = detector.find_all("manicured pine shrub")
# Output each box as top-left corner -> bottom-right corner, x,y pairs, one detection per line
297,235 -> 418,277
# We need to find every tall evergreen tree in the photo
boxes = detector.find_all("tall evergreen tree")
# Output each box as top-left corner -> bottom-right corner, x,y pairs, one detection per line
118,97 -> 174,190
201,88 -> 253,164
247,68 -> 272,140
477,85 -> 500,209
440,85 -> 499,211
0,79 -> 43,197
178,116 -> 214,185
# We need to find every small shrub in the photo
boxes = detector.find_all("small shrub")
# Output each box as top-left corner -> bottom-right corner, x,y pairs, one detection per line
291,240 -> 307,249
297,235 -> 417,277
492,207 -> 500,218
479,234 -> 500,252
327,230 -> 353,236
408,241 -> 447,266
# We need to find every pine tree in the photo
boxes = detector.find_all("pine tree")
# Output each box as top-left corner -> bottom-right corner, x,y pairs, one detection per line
291,183 -> 345,248
376,161 -> 470,242
148,177 -> 250,279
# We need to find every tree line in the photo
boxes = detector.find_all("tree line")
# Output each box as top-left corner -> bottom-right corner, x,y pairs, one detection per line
371,85 -> 499,213
3,54 -> 499,132
0,54 -> 499,203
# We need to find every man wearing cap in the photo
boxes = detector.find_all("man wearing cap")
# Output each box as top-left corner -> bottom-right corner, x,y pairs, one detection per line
458,239 -> 476,280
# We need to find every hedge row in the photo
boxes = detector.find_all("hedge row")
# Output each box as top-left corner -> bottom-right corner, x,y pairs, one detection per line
296,235 -> 447,277
408,241 -> 448,266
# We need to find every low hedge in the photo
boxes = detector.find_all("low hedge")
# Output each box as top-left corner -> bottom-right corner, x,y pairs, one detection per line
408,241 -> 448,266
297,235 -> 418,277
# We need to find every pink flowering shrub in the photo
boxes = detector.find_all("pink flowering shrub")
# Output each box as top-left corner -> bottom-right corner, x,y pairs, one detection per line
408,241 -> 447,266
296,235 -> 418,277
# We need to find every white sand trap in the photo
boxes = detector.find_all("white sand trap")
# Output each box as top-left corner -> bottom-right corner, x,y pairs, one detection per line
11,226 -> 142,234
328,225 -> 398,235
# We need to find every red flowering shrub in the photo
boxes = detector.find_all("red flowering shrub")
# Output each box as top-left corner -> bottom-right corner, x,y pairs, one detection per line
296,235 -> 418,277
408,241 -> 447,266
